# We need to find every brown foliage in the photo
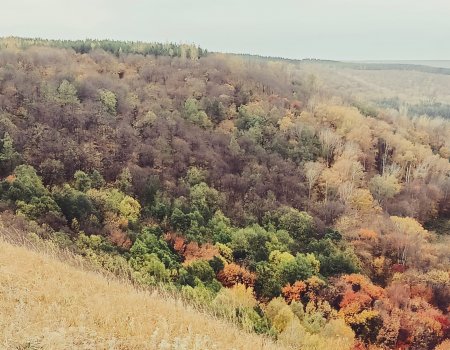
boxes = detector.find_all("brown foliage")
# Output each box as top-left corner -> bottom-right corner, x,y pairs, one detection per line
358,229 -> 378,241
108,230 -> 132,250
104,213 -> 131,249
217,263 -> 256,288
183,242 -> 219,264
5,174 -> 16,183
166,234 -> 219,264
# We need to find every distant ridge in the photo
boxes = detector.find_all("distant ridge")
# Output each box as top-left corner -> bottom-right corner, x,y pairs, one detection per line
356,60 -> 450,69
337,61 -> 450,75
0,36 -> 207,59
218,52 -> 450,75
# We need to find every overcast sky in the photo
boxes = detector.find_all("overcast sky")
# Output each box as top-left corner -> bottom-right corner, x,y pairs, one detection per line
2,0 -> 450,60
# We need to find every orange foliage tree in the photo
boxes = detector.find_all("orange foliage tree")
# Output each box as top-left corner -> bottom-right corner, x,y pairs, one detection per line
281,281 -> 307,303
166,234 -> 219,264
217,263 -> 256,288
334,274 -> 385,343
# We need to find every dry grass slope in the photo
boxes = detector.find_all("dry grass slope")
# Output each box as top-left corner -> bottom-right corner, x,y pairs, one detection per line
0,240 -> 286,350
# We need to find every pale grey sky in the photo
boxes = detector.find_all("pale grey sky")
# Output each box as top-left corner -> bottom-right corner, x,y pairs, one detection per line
2,0 -> 450,60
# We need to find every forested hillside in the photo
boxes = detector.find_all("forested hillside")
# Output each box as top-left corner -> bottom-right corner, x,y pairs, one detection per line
297,60 -> 450,119
0,37 -> 449,350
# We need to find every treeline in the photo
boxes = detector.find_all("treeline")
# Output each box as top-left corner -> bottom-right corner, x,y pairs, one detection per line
0,36 -> 206,59
409,102 -> 450,119
323,61 -> 450,76
376,98 -> 450,120
0,43 -> 449,350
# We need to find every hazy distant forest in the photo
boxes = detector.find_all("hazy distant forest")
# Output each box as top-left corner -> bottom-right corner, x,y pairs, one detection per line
0,37 -> 450,350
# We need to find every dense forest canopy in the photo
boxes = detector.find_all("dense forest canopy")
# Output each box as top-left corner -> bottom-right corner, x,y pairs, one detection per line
0,38 -> 449,350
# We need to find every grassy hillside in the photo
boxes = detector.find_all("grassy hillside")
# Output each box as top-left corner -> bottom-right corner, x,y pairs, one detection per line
0,237 -> 284,350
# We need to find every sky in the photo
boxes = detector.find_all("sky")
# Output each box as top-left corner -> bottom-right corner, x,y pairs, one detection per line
2,0 -> 450,60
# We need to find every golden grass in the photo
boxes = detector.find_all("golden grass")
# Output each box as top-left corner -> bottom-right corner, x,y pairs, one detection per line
0,240 -> 286,350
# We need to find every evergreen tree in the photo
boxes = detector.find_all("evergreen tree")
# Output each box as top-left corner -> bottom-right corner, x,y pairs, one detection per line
0,132 -> 20,176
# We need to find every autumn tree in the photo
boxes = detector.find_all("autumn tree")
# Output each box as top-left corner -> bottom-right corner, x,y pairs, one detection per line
369,173 -> 402,205
335,274 -> 384,343
304,161 -> 325,200
255,250 -> 320,299
217,263 -> 256,288
387,216 -> 429,267
282,281 -> 307,303
319,128 -> 342,167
